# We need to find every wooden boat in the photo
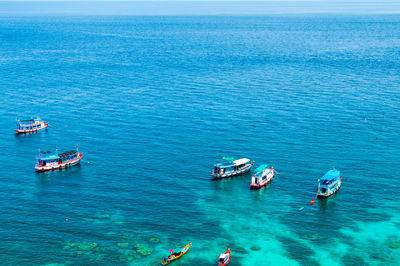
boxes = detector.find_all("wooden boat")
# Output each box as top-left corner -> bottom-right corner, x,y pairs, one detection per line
15,117 -> 48,133
211,157 -> 254,179
218,246 -> 231,266
250,164 -> 275,189
35,146 -> 83,172
161,242 -> 192,265
317,169 -> 342,198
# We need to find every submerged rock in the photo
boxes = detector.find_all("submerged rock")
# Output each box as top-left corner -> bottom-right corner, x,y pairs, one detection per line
390,243 -> 399,249
63,242 -> 75,250
78,244 -> 92,251
135,243 -> 152,256
118,242 -> 129,248
75,242 -> 98,251
97,213 -> 111,219
118,249 -> 136,256
250,245 -> 261,251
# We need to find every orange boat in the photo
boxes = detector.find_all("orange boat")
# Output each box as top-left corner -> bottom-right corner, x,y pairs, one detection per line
161,242 -> 192,265
218,246 -> 231,266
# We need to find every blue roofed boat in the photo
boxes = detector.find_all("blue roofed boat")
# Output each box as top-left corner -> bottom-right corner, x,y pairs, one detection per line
15,117 -> 48,133
317,169 -> 342,198
250,164 -> 275,189
35,145 -> 83,172
211,157 -> 254,179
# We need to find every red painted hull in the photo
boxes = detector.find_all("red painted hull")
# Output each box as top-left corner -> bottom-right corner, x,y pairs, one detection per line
218,248 -> 231,266
250,170 -> 275,189
15,123 -> 49,133
250,177 -> 273,189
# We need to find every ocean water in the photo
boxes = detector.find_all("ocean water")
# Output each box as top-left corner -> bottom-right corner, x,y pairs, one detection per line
0,14 -> 400,266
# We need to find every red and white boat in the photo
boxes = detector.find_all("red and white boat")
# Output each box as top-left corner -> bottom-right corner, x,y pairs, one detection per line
250,164 -> 275,189
218,246 -> 231,266
35,146 -> 83,172
15,117 -> 49,133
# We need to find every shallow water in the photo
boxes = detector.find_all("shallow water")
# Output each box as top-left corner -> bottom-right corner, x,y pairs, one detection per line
0,15 -> 400,265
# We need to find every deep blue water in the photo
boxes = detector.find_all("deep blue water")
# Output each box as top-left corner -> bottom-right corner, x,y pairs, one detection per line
0,15 -> 400,265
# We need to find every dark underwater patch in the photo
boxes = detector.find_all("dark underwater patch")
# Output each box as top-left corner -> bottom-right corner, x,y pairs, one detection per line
341,253 -> 366,265
277,235 -> 319,265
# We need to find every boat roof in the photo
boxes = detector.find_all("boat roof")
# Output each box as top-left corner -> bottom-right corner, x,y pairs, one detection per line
17,117 -> 42,125
59,150 -> 77,158
18,117 -> 41,122
233,158 -> 250,165
215,158 -> 250,168
255,164 -> 268,172
219,253 -> 228,259
321,169 -> 340,181
40,151 -> 59,160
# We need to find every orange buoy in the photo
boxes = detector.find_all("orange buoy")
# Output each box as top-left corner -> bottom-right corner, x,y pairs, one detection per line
310,199 -> 315,205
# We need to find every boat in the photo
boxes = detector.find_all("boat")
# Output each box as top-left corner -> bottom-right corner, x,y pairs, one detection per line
317,169 -> 342,198
35,145 -> 83,172
161,242 -> 192,265
15,117 -> 49,133
218,246 -> 231,266
250,164 -> 275,189
211,157 -> 254,179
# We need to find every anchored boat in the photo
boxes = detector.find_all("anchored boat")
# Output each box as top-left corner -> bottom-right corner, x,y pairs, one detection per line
250,164 -> 275,189
218,246 -> 231,266
317,169 -> 342,198
211,157 -> 254,179
15,117 -> 48,133
35,146 -> 83,172
161,242 -> 192,265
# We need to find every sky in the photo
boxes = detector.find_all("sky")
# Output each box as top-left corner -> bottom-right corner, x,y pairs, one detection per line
0,1 -> 399,15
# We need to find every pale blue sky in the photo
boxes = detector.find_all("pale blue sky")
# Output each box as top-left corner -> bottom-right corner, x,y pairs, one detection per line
0,1 -> 399,15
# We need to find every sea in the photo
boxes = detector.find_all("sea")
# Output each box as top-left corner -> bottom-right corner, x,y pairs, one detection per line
0,6 -> 400,266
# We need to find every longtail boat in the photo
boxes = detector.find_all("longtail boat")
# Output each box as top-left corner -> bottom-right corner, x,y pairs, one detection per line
250,164 -> 275,189
35,145 -> 83,172
211,157 -> 254,179
317,169 -> 342,198
161,242 -> 192,265
218,246 -> 231,266
15,117 -> 48,133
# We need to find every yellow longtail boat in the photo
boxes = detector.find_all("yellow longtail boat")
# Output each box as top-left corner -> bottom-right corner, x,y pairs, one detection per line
161,242 -> 192,265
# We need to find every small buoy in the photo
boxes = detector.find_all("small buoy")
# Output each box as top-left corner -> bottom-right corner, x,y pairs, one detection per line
65,218 -> 69,221
376,137 -> 378,140
310,199 -> 315,205
298,207 -> 305,211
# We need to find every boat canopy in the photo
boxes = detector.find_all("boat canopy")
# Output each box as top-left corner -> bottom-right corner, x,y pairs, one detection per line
233,158 -> 250,165
320,170 -> 340,183
255,164 -> 269,172
17,117 -> 42,126
40,151 -> 59,160
59,150 -> 77,158
219,253 -> 228,259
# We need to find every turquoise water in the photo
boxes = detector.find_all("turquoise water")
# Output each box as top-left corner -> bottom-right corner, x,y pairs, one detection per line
1,14 -> 400,265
